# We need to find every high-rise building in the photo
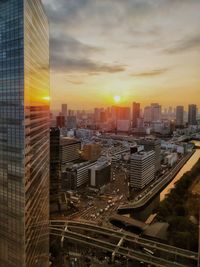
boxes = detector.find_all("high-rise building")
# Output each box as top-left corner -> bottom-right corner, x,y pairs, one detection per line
0,1 -> 49,267
151,103 -> 161,121
188,104 -> 197,125
61,104 -> 68,117
176,106 -> 184,127
144,106 -> 152,122
137,139 -> 161,172
116,107 -> 131,132
67,115 -> 77,129
56,115 -> 65,128
50,128 -> 61,195
132,102 -> 140,127
130,151 -> 155,189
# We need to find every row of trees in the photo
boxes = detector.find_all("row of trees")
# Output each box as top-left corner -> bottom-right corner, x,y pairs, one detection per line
156,159 -> 200,251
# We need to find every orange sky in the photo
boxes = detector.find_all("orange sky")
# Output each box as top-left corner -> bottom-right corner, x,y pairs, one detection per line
43,0 -> 200,110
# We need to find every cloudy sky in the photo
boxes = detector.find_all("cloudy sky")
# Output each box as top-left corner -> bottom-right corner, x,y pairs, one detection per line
42,0 -> 200,110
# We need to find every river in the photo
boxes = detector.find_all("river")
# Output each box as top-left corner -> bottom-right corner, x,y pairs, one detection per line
160,140 -> 200,201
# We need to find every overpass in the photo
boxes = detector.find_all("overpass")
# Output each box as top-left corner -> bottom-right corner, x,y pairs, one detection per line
109,214 -> 147,232
50,220 -> 198,267
118,151 -> 195,212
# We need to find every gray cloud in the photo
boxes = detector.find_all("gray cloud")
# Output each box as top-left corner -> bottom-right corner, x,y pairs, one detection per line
163,35 -> 200,54
131,68 -> 168,77
51,33 -> 125,73
52,53 -> 125,74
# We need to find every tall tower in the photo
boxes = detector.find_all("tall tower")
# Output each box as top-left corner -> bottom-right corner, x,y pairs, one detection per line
188,104 -> 197,125
176,106 -> 184,127
132,102 -> 140,128
0,1 -> 50,267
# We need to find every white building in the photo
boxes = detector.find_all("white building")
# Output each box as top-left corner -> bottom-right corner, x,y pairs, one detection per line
130,151 -> 155,189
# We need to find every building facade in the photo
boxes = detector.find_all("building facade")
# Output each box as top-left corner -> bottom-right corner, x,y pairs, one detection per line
130,151 -> 155,189
188,104 -> 197,125
0,1 -> 49,266
132,102 -> 140,128
176,106 -> 184,127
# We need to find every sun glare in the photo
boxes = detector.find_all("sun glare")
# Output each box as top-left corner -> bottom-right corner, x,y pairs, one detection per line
114,95 -> 121,103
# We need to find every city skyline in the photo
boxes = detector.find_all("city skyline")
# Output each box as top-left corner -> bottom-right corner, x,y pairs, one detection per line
43,0 -> 200,110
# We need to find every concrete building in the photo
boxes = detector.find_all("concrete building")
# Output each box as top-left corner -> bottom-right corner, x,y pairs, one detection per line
60,137 -> 81,167
56,115 -> 65,128
62,103 -> 68,117
144,106 -> 152,122
89,162 -> 111,188
176,106 -> 184,127
82,143 -> 101,161
62,161 -> 97,190
130,151 -> 155,189
0,1 -> 50,266
67,115 -> 77,129
151,103 -> 161,121
188,104 -> 197,125
50,128 -> 61,195
137,138 -> 161,172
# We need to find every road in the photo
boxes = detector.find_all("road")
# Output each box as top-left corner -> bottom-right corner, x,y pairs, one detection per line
118,151 -> 195,210
50,220 -> 198,267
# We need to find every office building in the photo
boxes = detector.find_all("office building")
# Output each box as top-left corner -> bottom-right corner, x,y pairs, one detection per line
50,128 -> 61,195
61,104 -> 68,118
130,151 -> 155,189
137,139 -> 161,172
56,115 -> 65,128
176,106 -> 184,127
0,1 -> 49,266
151,103 -> 161,121
67,115 -> 77,129
62,161 -> 96,190
144,106 -> 152,122
82,143 -> 101,161
188,104 -> 197,125
132,102 -> 140,127
60,137 -> 81,167
89,161 -> 111,188
116,107 -> 131,132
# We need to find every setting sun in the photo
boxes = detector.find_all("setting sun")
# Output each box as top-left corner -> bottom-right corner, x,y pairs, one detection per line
114,95 -> 121,103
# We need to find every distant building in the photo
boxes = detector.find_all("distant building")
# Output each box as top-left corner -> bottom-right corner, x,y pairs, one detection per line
60,137 -> 81,167
62,103 -> 68,117
130,151 -> 155,189
137,138 -> 161,172
116,107 -> 131,132
151,103 -> 161,121
144,106 -> 152,122
67,115 -> 77,129
132,102 -> 140,127
56,115 -> 65,128
82,143 -> 101,161
188,104 -> 197,125
89,162 -> 111,188
176,106 -> 184,127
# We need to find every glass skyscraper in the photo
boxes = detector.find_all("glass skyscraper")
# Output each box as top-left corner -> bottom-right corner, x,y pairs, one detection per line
0,1 -> 49,266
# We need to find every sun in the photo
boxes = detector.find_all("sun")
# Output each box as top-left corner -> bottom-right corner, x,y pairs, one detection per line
114,95 -> 121,103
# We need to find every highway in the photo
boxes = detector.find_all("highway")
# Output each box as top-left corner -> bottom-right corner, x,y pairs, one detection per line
50,220 -> 198,267
118,151 -> 195,211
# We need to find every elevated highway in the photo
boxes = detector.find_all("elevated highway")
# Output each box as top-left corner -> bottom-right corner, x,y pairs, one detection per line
118,151 -> 195,211
50,220 -> 198,267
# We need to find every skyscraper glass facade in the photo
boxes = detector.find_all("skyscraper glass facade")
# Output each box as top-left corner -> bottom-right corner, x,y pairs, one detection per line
0,1 -> 49,266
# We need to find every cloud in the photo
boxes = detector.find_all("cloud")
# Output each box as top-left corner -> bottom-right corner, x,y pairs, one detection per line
50,32 -> 125,74
163,35 -> 200,54
131,68 -> 168,77
52,53 -> 125,73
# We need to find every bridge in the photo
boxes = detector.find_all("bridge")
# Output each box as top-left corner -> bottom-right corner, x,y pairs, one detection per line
118,151 -> 195,212
50,220 -> 198,267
